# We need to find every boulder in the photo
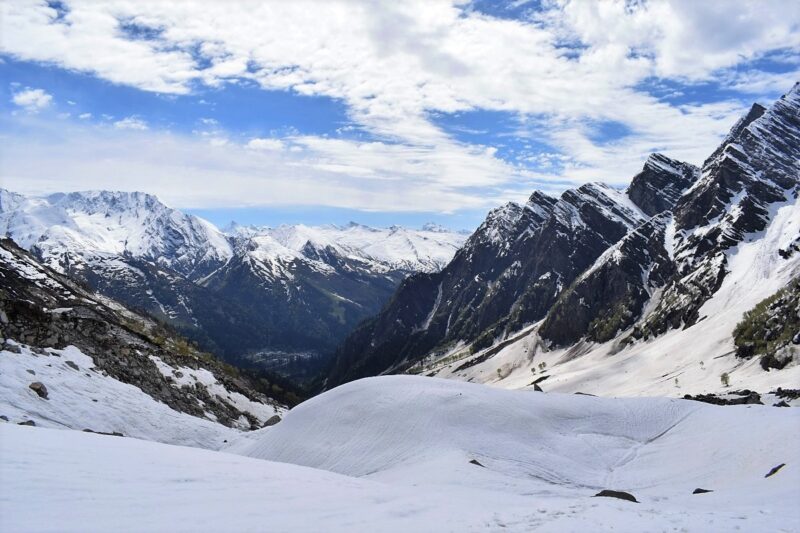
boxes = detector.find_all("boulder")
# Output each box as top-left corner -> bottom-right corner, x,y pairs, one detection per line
29,381 -> 48,399
765,464 -> 786,478
262,414 -> 282,428
594,490 -> 638,503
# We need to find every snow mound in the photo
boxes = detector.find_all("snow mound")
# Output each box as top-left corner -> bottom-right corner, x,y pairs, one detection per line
238,376 -> 799,501
3,376 -> 798,531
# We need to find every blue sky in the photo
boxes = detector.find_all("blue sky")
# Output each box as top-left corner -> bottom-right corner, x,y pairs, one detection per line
1,1 -> 798,230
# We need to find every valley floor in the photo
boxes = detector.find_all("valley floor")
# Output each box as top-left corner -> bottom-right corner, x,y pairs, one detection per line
2,376 -> 798,532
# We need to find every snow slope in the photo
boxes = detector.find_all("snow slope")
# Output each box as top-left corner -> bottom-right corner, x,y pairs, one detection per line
432,193 -> 800,396
0,343 -> 283,449
4,376 -> 797,532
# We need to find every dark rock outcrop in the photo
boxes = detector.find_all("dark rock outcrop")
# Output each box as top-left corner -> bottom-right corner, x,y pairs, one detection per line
28,382 -> 48,399
594,490 -> 638,503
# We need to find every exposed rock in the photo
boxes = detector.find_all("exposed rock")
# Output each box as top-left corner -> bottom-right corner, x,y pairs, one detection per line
29,381 -> 48,399
82,429 -> 124,437
262,414 -> 282,427
0,415 -> 8,421
594,490 -> 638,503
765,464 -> 786,478
773,388 -> 800,400
3,342 -> 21,354
18,420 -> 36,426
65,360 -> 79,371
683,392 -> 762,406
774,401 -> 790,407
533,383 -> 543,392
692,488 -> 713,494
468,459 -> 485,467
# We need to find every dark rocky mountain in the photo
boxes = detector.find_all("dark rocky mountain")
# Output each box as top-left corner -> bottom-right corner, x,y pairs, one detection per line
0,238 -> 290,427
328,83 -> 800,388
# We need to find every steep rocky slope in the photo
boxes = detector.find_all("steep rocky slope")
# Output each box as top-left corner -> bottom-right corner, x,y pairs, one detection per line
0,238 -> 286,436
330,83 -> 800,393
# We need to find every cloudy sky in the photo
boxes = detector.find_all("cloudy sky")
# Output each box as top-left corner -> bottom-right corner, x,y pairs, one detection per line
1,0 -> 798,229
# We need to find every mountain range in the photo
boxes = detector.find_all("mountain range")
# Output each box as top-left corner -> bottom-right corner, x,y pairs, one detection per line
327,83 -> 800,394
0,191 -> 465,379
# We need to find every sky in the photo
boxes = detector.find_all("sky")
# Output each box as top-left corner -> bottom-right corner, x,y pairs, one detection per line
1,0 -> 798,230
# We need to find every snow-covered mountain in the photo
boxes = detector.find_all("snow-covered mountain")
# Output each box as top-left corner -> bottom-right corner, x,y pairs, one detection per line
0,238 -> 286,443
4,376 -> 798,531
0,191 -> 466,373
329,83 -> 800,395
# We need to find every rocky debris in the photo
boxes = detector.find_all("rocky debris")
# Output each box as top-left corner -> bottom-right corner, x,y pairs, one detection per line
683,391 -> 763,406
593,490 -> 638,503
82,429 -> 124,437
18,420 -> 36,426
772,388 -> 800,400
3,342 -> 21,354
468,459 -> 485,467
765,464 -> 786,478
262,415 -> 281,427
692,488 -> 713,494
28,381 -> 48,399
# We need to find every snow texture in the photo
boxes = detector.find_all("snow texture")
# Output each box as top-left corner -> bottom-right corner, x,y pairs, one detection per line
3,376 -> 798,532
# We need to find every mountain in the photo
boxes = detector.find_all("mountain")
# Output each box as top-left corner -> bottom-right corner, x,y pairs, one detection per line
0,238 -> 287,445
0,192 -> 466,377
328,83 -> 800,393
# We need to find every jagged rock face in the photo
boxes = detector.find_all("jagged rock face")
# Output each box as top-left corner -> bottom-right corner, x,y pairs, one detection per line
627,154 -> 699,217
539,214 -> 675,346
328,182 -> 649,386
330,84 -> 800,385
637,84 -> 800,336
0,239 -> 282,427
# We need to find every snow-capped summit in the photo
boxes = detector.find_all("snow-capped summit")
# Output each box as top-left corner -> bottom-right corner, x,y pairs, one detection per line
0,190 -> 466,370
0,189 -> 232,280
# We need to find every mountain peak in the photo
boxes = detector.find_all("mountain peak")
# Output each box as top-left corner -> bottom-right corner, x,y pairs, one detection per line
627,153 -> 699,216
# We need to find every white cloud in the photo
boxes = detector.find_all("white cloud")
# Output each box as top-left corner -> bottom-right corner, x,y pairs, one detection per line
0,114 -> 539,213
113,116 -> 148,130
11,87 -> 52,112
0,0 -> 797,210
78,112 -> 92,119
246,138 -> 285,151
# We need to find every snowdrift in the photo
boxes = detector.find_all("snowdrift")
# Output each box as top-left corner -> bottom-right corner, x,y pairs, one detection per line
3,376 -> 799,531
239,377 -> 798,493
